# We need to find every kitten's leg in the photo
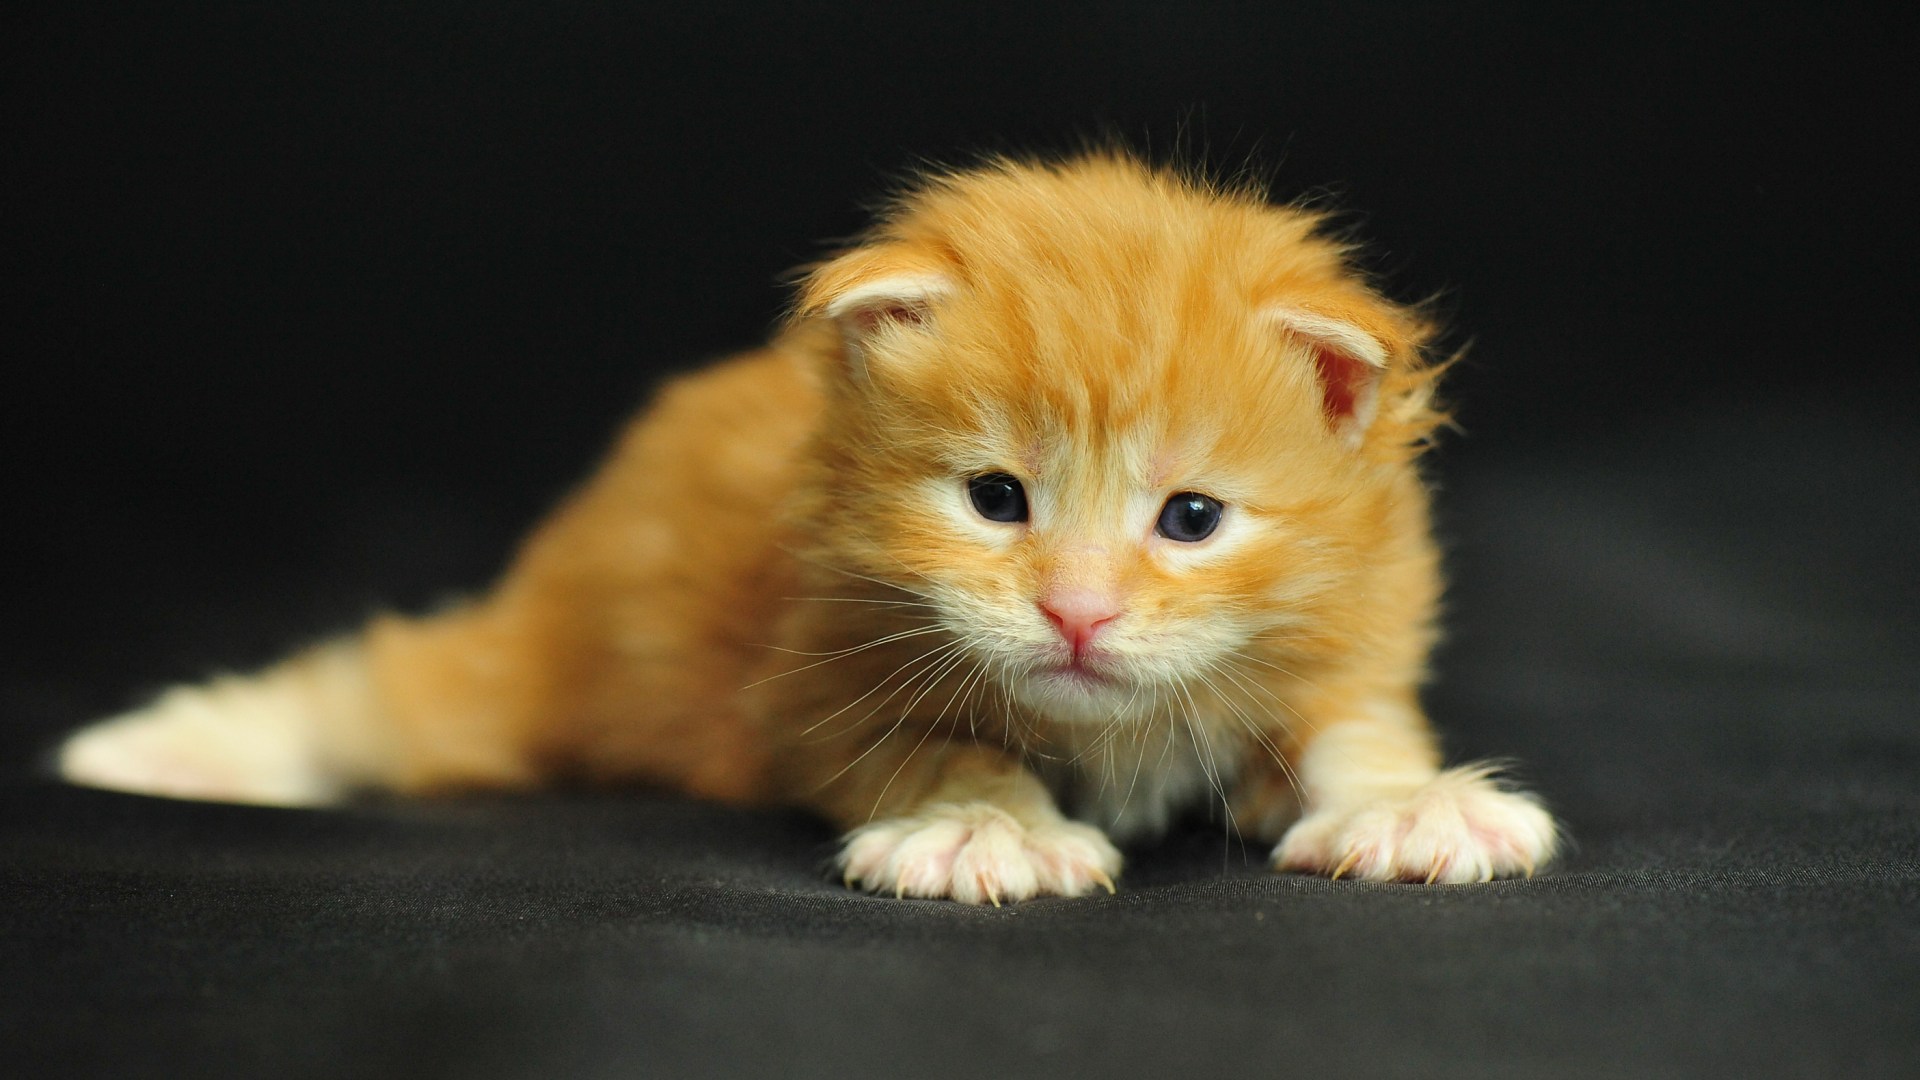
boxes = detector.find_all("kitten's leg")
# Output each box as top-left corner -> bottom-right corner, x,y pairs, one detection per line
802,741 -> 1121,905
58,604 -> 546,805
1253,700 -> 1559,884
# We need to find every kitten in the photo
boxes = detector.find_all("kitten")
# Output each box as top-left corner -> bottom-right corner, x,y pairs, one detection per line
58,152 -> 1560,902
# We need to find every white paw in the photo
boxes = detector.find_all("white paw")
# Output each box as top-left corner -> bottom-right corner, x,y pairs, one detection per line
838,802 -> 1123,905
59,679 -> 339,806
1273,765 -> 1559,884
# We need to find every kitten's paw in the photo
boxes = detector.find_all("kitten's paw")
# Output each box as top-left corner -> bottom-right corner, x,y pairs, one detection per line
838,802 -> 1122,905
1273,765 -> 1559,884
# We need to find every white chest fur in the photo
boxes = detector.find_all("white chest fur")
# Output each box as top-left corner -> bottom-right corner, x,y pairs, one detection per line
1032,713 -> 1245,844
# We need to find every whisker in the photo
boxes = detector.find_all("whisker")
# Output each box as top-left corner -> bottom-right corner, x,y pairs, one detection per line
743,624 -> 944,685
1173,677 -> 1240,852
797,638 -> 962,739
937,649 -> 993,760
1221,654 -> 1410,807
1199,663 -> 1308,817
868,641 -> 988,819
752,626 -> 936,659
895,639 -> 980,726
1066,709 -> 1128,767
1112,682 -> 1160,827
777,545 -> 939,603
813,661 -> 952,791
1206,661 -> 1295,760
1152,684 -> 1180,772
1223,653 -> 1326,741
867,710 -> 944,822
780,596 -> 940,609
1057,677 -> 1145,804
1228,650 -> 1322,692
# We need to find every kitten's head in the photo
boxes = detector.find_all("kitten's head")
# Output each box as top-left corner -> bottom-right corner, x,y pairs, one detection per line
791,154 -> 1442,722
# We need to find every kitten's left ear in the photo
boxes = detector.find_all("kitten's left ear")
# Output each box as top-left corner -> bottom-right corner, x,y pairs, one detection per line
1264,304 -> 1393,448
796,245 -> 955,381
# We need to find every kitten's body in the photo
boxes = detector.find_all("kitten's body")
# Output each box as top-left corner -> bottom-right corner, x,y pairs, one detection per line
61,154 -> 1559,901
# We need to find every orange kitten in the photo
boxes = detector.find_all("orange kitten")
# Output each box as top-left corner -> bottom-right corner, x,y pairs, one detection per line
59,153 -> 1560,902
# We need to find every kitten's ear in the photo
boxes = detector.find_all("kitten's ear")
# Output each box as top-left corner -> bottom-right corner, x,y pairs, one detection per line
1265,305 -> 1392,447
796,246 -> 955,381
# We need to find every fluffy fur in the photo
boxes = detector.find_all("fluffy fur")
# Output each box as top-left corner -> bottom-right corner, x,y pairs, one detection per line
59,153 -> 1560,901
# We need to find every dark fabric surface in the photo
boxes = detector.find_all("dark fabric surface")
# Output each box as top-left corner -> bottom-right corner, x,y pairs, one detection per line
6,407 -> 1915,1079
5,3 -> 1917,1078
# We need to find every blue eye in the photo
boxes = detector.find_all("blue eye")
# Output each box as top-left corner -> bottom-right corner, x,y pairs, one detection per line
967,473 -> 1029,523
1157,492 -> 1223,542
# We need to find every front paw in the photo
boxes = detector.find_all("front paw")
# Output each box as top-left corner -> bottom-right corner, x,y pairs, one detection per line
1274,766 -> 1559,884
838,802 -> 1122,905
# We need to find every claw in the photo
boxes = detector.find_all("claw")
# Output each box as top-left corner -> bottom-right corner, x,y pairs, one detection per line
985,882 -> 1001,908
895,880 -> 905,900
1330,852 -> 1361,881
1090,868 -> 1117,895
1423,864 -> 1442,886
1520,855 -> 1537,881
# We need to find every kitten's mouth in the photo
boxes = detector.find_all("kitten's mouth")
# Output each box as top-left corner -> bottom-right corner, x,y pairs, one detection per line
1008,651 -> 1137,719
1034,656 -> 1121,689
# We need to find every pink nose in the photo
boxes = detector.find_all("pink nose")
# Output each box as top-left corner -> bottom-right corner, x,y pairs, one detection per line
1040,588 -> 1121,656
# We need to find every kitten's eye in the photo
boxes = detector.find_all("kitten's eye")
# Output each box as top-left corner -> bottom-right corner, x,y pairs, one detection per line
1157,492 -> 1223,542
967,473 -> 1029,523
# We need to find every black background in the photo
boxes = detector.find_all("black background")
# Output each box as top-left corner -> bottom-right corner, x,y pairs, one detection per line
4,3 -> 1917,1078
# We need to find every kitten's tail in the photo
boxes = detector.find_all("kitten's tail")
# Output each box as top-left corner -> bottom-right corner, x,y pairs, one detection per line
57,606 -> 542,806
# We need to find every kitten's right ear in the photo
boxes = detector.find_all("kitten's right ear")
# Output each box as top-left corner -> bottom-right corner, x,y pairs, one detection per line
1264,304 -> 1394,449
796,246 -> 954,380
